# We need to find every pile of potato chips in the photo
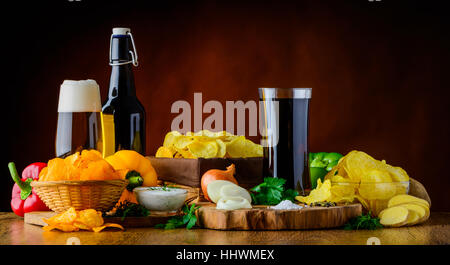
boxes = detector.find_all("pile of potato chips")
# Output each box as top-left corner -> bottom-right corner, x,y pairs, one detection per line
296,150 -> 410,216
43,207 -> 124,232
155,130 -> 263,159
39,150 -> 122,181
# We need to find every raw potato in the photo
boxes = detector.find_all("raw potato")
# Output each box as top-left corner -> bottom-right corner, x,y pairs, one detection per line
207,180 -> 235,203
399,203 -> 429,225
220,184 -> 252,204
380,206 -> 410,227
379,202 -> 430,226
409,178 -> 432,207
404,210 -> 420,225
216,196 -> 252,210
388,194 -> 430,209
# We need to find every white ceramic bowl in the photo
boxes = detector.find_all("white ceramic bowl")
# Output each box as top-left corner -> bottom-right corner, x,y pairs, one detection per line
133,186 -> 188,212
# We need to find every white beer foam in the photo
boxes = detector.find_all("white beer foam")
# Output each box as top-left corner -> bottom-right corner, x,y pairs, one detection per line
58,79 -> 102,112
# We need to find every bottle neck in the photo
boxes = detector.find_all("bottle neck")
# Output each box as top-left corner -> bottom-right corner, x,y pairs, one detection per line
108,35 -> 137,97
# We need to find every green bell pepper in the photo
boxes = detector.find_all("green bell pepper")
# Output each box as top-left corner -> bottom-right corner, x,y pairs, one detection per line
309,152 -> 343,189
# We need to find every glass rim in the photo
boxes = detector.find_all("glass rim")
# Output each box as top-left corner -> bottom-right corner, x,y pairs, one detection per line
258,87 -> 312,99
330,180 -> 410,184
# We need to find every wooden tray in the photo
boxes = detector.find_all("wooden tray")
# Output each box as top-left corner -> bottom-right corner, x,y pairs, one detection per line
196,202 -> 362,230
24,211 -> 177,228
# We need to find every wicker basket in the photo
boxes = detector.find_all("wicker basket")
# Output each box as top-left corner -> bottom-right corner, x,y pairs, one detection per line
31,179 -> 128,213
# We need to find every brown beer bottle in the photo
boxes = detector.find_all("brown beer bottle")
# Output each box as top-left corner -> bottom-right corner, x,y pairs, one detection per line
102,28 -> 146,156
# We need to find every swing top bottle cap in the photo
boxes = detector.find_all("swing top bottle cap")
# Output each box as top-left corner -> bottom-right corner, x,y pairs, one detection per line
58,80 -> 102,112
112,27 -> 131,35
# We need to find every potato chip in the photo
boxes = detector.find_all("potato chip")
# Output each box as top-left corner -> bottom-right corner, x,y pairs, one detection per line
361,169 -> 392,183
45,158 -> 67,181
40,148 -> 122,181
295,179 -> 332,205
163,131 -> 182,147
359,170 -> 396,200
79,159 -> 117,181
174,149 -> 194,158
330,183 -> 355,198
226,137 -> 262,158
73,221 -> 92,230
77,209 -> 104,228
157,130 -> 262,158
193,130 -> 229,137
359,182 -> 397,200
383,164 -> 410,182
330,175 -> 351,183
354,195 -> 369,210
173,136 -> 196,149
343,151 -> 383,182
188,141 -> 218,158
215,139 -> 226,158
42,207 -> 124,233
44,207 -> 78,226
43,224 -> 79,232
92,223 -> 124,233
155,146 -> 175,158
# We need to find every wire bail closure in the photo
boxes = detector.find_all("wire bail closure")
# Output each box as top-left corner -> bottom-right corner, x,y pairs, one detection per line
109,31 -> 139,67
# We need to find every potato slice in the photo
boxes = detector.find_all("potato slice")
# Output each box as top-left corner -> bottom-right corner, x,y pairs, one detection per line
388,194 -> 430,209
216,196 -> 252,210
404,210 -> 420,225
380,206 -> 409,227
207,180 -> 237,203
220,183 -> 252,204
399,203 -> 430,225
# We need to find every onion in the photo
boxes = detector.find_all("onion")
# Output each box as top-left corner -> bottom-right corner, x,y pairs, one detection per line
216,196 -> 252,210
201,164 -> 238,201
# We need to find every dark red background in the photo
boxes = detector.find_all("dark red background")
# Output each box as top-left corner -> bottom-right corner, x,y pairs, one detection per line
3,0 -> 449,211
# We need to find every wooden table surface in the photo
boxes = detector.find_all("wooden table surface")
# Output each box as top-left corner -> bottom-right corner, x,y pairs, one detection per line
1,212 -> 449,245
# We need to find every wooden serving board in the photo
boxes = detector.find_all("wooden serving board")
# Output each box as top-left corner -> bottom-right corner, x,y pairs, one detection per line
196,202 -> 362,230
24,211 -> 178,228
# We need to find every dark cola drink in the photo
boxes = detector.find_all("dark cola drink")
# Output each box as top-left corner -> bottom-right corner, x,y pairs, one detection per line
259,88 -> 311,195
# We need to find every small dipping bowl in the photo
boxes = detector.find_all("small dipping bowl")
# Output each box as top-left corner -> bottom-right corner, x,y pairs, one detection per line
133,186 -> 188,212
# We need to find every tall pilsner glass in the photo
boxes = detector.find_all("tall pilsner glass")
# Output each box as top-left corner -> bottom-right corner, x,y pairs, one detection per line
259,88 -> 312,195
56,80 -> 103,158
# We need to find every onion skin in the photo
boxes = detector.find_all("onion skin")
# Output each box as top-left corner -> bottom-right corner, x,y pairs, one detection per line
201,164 -> 238,202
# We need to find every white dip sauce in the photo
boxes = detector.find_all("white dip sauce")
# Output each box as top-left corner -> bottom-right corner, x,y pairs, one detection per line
134,187 -> 187,211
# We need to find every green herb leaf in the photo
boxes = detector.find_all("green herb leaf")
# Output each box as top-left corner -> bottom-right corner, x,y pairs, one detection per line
108,201 -> 150,220
155,203 -> 201,230
250,177 -> 299,205
282,189 -> 299,202
186,215 -> 197,230
343,212 -> 383,230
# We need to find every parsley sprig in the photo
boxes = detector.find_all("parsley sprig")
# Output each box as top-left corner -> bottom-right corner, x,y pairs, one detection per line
155,203 -> 201,230
107,201 -> 150,221
343,212 -> 383,230
250,177 -> 299,205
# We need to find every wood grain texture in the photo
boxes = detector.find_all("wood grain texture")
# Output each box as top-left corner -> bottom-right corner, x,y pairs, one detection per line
1,212 -> 449,245
197,202 -> 362,230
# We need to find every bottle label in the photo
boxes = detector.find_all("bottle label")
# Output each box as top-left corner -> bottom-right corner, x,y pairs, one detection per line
101,113 -> 115,157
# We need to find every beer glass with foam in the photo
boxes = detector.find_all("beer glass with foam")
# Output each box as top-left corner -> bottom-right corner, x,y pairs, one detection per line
55,80 -> 103,157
